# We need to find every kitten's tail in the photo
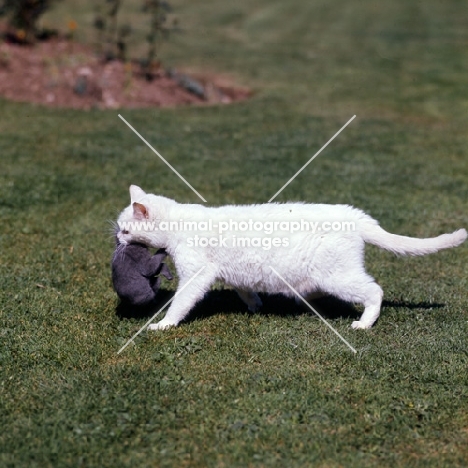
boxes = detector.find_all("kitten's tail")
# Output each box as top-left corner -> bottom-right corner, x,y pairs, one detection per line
361,222 -> 467,256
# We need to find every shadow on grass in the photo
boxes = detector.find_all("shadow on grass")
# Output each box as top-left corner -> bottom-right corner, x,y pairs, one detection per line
116,289 -> 446,324
382,299 -> 445,310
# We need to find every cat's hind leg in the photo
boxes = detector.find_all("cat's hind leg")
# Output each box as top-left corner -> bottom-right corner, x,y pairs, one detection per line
350,281 -> 383,329
236,290 -> 263,312
322,272 -> 383,329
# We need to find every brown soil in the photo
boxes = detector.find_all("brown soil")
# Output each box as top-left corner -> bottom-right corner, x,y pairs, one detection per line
0,39 -> 251,109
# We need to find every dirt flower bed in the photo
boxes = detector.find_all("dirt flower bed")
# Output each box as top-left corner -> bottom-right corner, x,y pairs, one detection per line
0,40 -> 251,109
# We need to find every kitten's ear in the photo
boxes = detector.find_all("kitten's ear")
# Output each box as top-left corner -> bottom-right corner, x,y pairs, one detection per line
133,202 -> 149,220
129,185 -> 146,203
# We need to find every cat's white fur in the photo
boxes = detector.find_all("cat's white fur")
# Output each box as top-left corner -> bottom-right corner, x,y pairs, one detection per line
116,185 -> 467,330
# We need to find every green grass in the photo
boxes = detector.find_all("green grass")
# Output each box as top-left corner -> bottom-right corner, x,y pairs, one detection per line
1,0 -> 468,466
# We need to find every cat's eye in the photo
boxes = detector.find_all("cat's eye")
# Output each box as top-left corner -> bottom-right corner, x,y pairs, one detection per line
122,230 -> 129,235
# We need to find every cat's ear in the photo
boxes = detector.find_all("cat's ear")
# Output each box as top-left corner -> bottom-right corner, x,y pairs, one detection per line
129,185 -> 146,203
133,202 -> 149,220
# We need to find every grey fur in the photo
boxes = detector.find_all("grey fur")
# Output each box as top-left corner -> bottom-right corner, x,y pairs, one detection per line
112,238 -> 173,307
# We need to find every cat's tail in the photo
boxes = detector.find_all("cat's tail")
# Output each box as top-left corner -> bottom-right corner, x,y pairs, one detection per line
361,222 -> 467,256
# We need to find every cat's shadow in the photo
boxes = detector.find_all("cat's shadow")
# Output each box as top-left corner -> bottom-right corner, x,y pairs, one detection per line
115,289 -> 445,323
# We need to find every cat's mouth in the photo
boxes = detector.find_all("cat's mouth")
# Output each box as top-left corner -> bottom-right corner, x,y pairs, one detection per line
115,230 -> 130,246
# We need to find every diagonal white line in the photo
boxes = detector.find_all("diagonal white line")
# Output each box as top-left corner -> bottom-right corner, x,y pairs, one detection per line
118,114 -> 207,203
117,265 -> 207,355
268,115 -> 356,202
269,266 -> 357,354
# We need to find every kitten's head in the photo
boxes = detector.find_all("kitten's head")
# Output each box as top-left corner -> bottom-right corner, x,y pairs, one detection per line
116,185 -> 167,247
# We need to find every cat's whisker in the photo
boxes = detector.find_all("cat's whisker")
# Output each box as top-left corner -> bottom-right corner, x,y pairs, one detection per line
115,243 -> 127,261
106,220 -> 121,243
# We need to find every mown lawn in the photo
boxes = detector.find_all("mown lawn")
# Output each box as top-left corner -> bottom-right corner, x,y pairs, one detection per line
1,0 -> 467,466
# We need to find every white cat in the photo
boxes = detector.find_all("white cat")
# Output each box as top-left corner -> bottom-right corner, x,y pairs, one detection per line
116,185 -> 467,330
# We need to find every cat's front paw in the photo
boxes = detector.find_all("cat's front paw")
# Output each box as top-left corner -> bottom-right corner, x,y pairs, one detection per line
148,319 -> 177,331
351,320 -> 372,330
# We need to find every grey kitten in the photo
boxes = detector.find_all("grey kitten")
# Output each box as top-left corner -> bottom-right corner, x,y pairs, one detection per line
112,236 -> 173,307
